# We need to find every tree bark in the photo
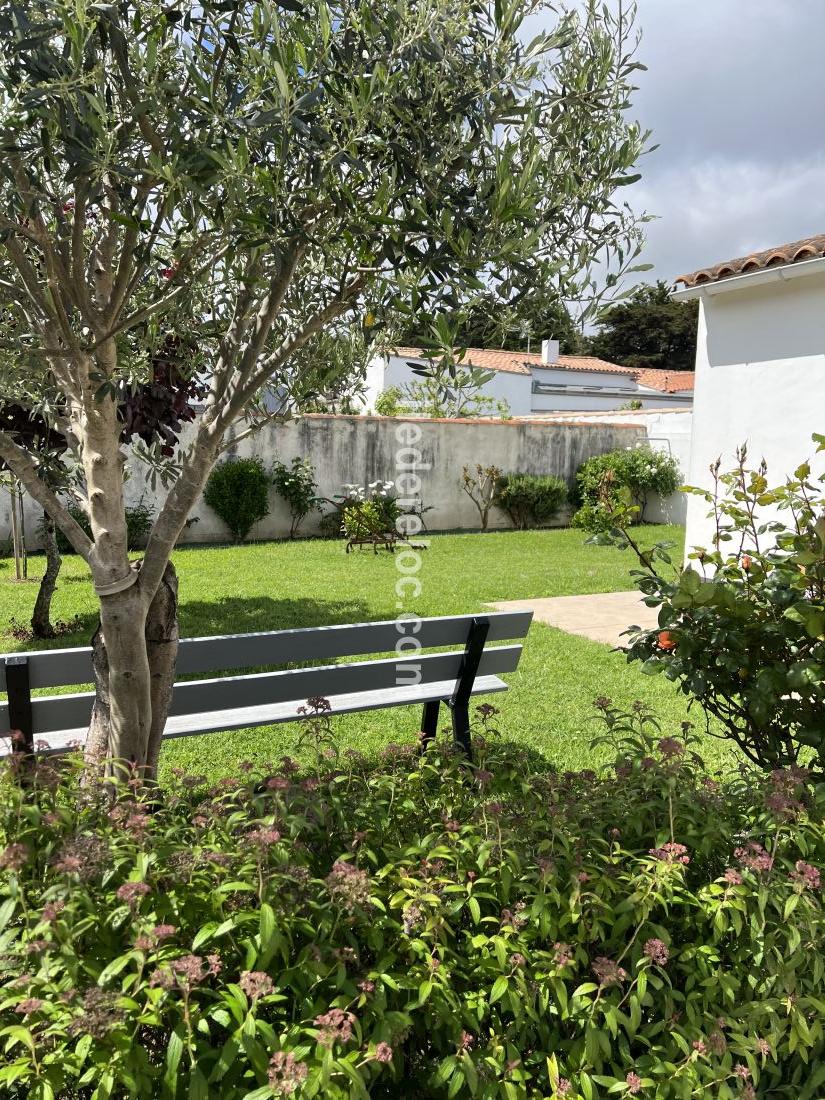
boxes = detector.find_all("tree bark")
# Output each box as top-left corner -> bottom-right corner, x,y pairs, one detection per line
84,561 -> 179,780
31,511 -> 62,639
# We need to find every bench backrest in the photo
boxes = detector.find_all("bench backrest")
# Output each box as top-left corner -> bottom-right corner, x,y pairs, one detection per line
1,611 -> 532,742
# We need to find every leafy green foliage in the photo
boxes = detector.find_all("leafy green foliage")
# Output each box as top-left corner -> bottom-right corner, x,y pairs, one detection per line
271,457 -> 319,539
398,294 -> 584,354
2,704 -> 824,1098
50,500 -> 155,553
387,352 -> 512,419
600,441 -> 825,772
573,447 -> 682,531
374,388 -> 404,417
494,473 -> 567,529
586,281 -> 699,372
203,459 -> 270,542
339,482 -> 401,542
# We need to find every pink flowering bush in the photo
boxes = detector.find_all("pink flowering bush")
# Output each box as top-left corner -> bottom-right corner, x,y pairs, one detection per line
1,702 -> 824,1098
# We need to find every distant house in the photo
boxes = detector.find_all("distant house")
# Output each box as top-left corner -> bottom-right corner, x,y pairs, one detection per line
363,340 -> 694,416
673,233 -> 825,551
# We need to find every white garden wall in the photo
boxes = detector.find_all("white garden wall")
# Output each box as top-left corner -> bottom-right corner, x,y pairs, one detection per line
1,414 -> 646,549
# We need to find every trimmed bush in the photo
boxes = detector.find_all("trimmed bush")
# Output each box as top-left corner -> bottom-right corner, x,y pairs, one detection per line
572,446 -> 681,531
203,458 -> 270,541
2,703 -> 823,1098
494,473 -> 567,529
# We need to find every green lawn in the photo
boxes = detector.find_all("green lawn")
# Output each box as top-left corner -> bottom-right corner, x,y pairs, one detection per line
0,527 -> 735,779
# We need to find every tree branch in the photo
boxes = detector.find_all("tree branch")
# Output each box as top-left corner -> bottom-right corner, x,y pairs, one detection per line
0,432 -> 94,561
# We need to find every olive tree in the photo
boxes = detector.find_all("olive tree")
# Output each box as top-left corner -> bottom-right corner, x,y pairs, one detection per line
0,0 -> 649,776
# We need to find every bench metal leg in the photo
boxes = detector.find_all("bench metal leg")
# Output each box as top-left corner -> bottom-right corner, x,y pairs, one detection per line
448,616 -> 490,760
5,656 -> 33,757
450,701 -> 472,758
421,699 -> 440,746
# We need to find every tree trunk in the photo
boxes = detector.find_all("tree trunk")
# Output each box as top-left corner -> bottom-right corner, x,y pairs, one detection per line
31,511 -> 62,639
84,561 -> 179,781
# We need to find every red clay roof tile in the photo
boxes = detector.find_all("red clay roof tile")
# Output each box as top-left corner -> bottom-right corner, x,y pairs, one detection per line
676,233 -> 825,288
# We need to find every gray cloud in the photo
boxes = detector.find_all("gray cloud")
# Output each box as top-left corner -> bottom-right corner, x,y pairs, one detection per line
627,0 -> 825,283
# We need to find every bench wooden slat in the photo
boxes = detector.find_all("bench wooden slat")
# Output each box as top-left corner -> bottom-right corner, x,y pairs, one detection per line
0,645 -> 521,735
0,674 -> 509,758
0,611 -> 532,690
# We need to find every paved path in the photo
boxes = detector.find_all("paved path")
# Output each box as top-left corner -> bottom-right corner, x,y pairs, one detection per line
487,591 -> 658,649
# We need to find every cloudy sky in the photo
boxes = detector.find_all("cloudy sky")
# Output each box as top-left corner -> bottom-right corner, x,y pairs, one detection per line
621,0 -> 825,285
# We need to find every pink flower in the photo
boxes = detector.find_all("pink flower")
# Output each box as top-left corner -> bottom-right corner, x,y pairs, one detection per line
626,1070 -> 643,1094
791,860 -> 821,890
658,737 -> 684,758
643,938 -> 669,966
116,881 -> 150,907
314,1008 -> 355,1047
734,842 -> 773,874
268,1051 -> 308,1095
692,1040 -> 707,1054
723,868 -> 743,885
459,1030 -> 475,1050
649,842 -> 690,865
557,1080 -> 572,1096
0,843 -> 29,871
358,979 -> 375,995
248,826 -> 281,848
374,1041 -> 393,1063
755,1038 -> 770,1056
592,956 -> 627,987
554,942 -> 573,967
239,970 -> 274,1001
325,861 -> 372,913
734,1064 -> 751,1080
509,952 -> 526,969
40,899 -> 65,924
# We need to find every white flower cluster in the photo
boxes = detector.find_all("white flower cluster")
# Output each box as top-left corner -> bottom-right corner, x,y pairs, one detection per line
342,480 -> 394,500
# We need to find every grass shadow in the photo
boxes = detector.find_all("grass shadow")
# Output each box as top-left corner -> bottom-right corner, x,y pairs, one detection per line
178,595 -> 373,638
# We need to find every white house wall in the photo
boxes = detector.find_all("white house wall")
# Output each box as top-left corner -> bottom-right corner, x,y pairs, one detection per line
362,354 -> 532,416
685,271 -> 825,554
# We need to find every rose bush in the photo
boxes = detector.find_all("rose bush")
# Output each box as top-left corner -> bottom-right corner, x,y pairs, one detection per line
600,439 -> 825,772
1,703 -> 824,1098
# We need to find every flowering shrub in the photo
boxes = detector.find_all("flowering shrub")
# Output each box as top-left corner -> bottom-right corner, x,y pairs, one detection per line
1,703 -> 824,1098
572,446 -> 681,531
339,481 -> 400,541
602,440 -> 825,772
271,458 -> 319,539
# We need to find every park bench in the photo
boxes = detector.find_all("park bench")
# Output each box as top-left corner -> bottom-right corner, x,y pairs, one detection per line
0,610 -> 532,761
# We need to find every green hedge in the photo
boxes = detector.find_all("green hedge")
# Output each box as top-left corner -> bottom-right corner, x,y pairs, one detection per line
494,473 -> 567,529
203,458 -> 270,542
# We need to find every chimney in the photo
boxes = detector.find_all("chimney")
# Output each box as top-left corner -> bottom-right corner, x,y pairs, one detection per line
541,338 -> 560,365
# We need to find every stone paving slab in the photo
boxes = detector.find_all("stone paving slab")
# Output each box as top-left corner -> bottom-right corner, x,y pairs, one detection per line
487,591 -> 659,649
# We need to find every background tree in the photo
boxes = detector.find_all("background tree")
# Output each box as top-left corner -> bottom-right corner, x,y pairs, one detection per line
397,292 -> 584,353
0,0 -> 650,777
585,280 -> 698,371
